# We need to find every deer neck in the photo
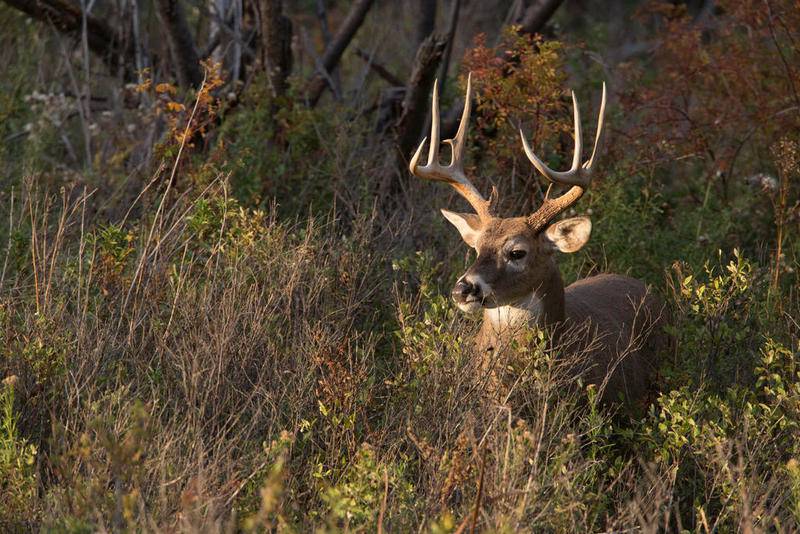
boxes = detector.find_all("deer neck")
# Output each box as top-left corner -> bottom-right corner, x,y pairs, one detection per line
482,264 -> 565,337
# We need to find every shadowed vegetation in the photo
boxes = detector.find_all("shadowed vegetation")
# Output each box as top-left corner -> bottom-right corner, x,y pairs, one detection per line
0,0 -> 799,531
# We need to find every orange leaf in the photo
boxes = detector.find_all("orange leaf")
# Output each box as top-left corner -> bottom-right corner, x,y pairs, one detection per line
166,101 -> 186,112
155,83 -> 177,95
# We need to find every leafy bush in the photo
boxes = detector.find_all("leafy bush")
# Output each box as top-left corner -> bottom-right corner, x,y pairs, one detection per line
0,380 -> 38,525
0,2 -> 799,531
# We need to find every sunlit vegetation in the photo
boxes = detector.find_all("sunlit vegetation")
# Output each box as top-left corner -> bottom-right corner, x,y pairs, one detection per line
0,0 -> 798,531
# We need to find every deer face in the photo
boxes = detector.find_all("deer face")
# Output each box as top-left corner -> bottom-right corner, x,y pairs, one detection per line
441,212 -> 592,312
408,74 -> 606,314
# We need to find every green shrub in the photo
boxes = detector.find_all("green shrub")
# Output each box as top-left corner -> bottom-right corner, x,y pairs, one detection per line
0,380 -> 38,524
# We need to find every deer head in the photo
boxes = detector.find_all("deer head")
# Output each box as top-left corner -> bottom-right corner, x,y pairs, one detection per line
410,74 -> 606,318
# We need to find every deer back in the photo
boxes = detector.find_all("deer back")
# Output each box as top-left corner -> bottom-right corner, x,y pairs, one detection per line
562,274 -> 668,403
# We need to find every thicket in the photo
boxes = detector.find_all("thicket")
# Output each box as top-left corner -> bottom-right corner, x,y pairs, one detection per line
1,1 -> 799,532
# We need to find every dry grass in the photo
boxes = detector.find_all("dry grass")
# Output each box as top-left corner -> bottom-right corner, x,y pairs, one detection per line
1,2 -> 799,529
2,170 -> 797,532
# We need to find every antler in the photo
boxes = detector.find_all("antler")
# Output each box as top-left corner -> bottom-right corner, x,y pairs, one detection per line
520,83 -> 607,232
409,73 -> 495,221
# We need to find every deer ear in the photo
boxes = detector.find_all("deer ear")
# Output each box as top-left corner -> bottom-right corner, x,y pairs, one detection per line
544,216 -> 592,253
440,209 -> 483,248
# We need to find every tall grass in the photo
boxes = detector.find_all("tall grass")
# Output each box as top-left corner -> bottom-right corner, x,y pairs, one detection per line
1,1 -> 799,530
1,162 -> 798,531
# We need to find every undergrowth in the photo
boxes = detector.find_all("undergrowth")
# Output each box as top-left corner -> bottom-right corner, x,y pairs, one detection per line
1,1 -> 799,531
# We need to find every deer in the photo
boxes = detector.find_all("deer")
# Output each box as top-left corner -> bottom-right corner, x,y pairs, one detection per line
408,74 -> 668,404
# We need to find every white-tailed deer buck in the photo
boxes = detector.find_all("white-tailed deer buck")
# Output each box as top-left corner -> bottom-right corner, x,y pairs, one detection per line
409,74 -> 667,404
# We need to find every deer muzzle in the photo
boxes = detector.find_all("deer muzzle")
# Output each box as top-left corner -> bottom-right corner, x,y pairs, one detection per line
452,275 -> 491,313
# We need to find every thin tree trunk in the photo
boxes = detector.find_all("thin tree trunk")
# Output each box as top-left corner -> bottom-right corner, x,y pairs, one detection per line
260,0 -> 293,99
396,35 -> 447,167
415,0 -> 437,48
378,34 -> 447,203
515,0 -> 565,36
316,0 -> 341,96
437,0 -> 461,96
305,0 -> 376,107
155,0 -> 203,88
212,0 -> 244,82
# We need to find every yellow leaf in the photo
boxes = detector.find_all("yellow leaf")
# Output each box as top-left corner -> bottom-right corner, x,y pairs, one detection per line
155,83 -> 176,95
166,101 -> 186,112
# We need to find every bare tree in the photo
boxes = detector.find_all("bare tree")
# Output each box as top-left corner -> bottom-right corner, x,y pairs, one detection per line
1,0 -> 134,77
305,0 -> 377,107
514,0 -> 566,35
260,0 -> 293,99
155,0 -> 203,88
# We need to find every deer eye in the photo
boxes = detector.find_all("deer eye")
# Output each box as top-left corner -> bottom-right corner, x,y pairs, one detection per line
509,250 -> 527,261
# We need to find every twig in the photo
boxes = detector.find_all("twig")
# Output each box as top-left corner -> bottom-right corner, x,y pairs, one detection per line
223,458 -> 271,508
120,70 -> 208,330
355,48 -> 404,86
453,447 -> 488,534
0,188 -> 14,292
377,468 -> 389,534
305,0 -> 376,106
469,447 -> 486,534
764,0 -> 800,108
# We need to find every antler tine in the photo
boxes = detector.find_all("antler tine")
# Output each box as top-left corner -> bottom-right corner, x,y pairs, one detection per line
428,77 -> 441,167
584,82 -> 606,170
522,83 -> 608,231
445,72 -> 472,166
409,73 -> 493,220
519,90 -> 588,187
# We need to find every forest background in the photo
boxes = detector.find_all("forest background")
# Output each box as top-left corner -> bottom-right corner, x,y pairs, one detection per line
1,0 -> 799,531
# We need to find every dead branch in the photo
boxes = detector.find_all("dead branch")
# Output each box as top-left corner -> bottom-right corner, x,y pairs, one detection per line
155,0 -> 203,88
305,0 -> 376,107
2,0 -> 134,77
355,48 -> 404,87
514,0 -> 566,36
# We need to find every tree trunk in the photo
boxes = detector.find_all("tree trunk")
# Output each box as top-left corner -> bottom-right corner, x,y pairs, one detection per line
211,0 -> 244,82
415,0 -> 437,48
514,0 -> 566,36
155,0 -> 203,88
437,0 -> 461,96
378,34 -> 447,203
260,0 -> 293,99
305,0 -> 376,107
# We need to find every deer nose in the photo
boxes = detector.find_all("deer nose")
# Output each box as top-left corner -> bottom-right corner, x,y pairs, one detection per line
453,279 -> 481,300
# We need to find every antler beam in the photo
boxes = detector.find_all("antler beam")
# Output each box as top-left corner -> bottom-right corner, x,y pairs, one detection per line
521,83 -> 607,231
409,73 -> 494,221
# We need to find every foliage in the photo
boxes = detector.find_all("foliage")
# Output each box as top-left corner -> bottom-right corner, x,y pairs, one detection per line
0,1 -> 799,531
461,28 -> 574,215
0,380 -> 38,525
